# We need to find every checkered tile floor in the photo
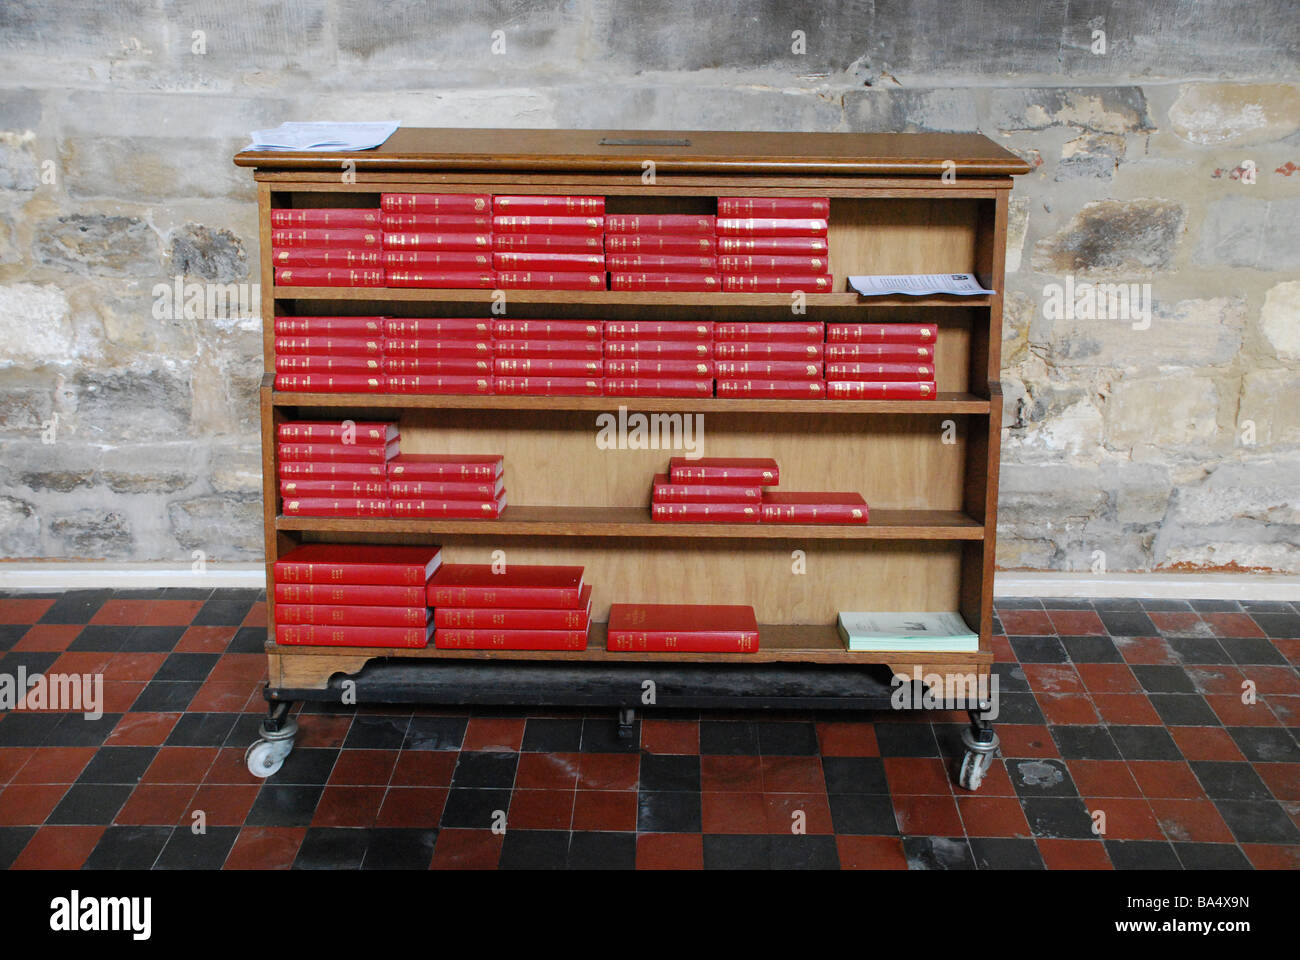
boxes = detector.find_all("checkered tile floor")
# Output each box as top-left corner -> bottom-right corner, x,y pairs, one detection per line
0,589 -> 1297,869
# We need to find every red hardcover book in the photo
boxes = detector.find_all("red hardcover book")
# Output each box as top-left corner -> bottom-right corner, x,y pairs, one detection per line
493,195 -> 604,215
717,236 -> 828,255
380,213 -> 492,232
715,218 -> 828,237
826,381 -> 937,400
605,234 -> 717,255
386,375 -> 494,395
275,267 -> 384,287
760,491 -> 869,524
278,440 -> 399,463
714,341 -> 823,361
721,275 -> 833,293
391,496 -> 507,519
427,564 -> 585,609
276,604 -> 430,627
278,421 -> 398,444
388,476 -> 505,500
718,254 -> 830,275
496,271 -> 605,290
274,373 -> 384,393
610,272 -> 720,292
281,498 -> 391,517
603,341 -> 712,360
434,585 -> 592,629
493,233 -> 604,253
670,457 -> 778,485
491,319 -> 603,341
714,360 -> 822,380
273,316 -> 383,337
272,248 -> 382,268
384,357 -> 493,375
381,193 -> 490,214
278,461 -> 385,480
274,582 -> 426,606
382,318 -> 491,339
494,358 -> 603,377
383,232 -> 492,252
604,320 -> 713,342
606,215 -> 715,235
824,342 -> 935,362
387,270 -> 497,289
275,622 -> 431,648
717,197 -> 830,218
606,603 -> 760,653
714,322 -> 824,343
388,455 -> 503,481
651,473 -> 761,504
279,479 -> 389,498
271,209 -> 381,228
382,250 -> 493,270
274,355 -> 383,374
274,336 -> 383,357
493,339 -> 603,360
270,228 -> 382,248
492,252 -> 605,271
826,323 -> 938,343
716,379 -> 827,399
652,502 -> 759,524
492,215 -> 604,235
822,362 -> 935,382
494,376 -> 602,396
605,254 -> 718,272
273,543 -> 443,586
435,627 -> 588,650
604,358 -> 714,378
604,378 -> 713,398
385,339 -> 492,358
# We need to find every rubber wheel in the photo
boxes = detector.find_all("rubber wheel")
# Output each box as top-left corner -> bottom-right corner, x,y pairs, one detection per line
245,740 -> 286,778
957,750 -> 987,791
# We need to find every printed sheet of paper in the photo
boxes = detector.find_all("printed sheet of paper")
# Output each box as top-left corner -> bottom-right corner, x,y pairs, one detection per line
848,273 -> 995,296
246,122 -> 400,152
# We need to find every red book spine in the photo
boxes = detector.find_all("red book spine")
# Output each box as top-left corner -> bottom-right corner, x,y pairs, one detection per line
389,460 -> 500,481
652,478 -> 762,503
603,341 -> 713,360
274,374 -> 384,393
493,195 -> 605,215
717,236 -> 828,255
434,600 -> 591,630
714,322 -> 824,343
275,623 -> 429,648
428,585 -> 582,608
604,320 -> 713,342
274,582 -> 425,606
272,248 -> 382,268
275,355 -> 383,374
606,214 -> 715,235
277,421 -> 394,443
278,461 -> 385,479
826,323 -> 939,344
387,271 -> 497,288
383,318 -> 492,339
714,342 -> 823,361
275,267 -> 384,287
491,319 -> 603,340
492,215 -> 605,235
383,232 -> 492,252
273,556 -> 429,585
494,376 -> 602,396
822,362 -> 935,381
492,233 -> 604,253
385,339 -> 493,358
606,630 -> 758,653
279,479 -> 389,497
382,250 -> 493,269
434,628 -> 588,650
605,254 -> 718,272
391,498 -> 506,519
760,501 -> 869,524
380,213 -> 492,231
494,358 -> 603,377
651,502 -> 761,523
717,197 -> 830,218
496,271 -> 605,290
826,381 -> 937,400
385,375 -> 495,395
718,255 -> 830,275
492,252 -> 605,271
604,378 -> 713,398
381,193 -> 490,214
281,498 -> 391,517
714,360 -> 822,380
610,272 -> 721,292
271,209 -> 381,228
271,228 -> 382,248
274,336 -> 383,357
604,359 -> 714,377
604,235 -> 717,254
384,357 -> 493,375
493,339 -> 603,359
716,379 -> 826,399
670,459 -> 778,485
273,316 -> 383,336
715,218 -> 828,237
824,343 -> 935,362
389,479 -> 502,499
276,604 -> 429,627
278,441 -> 397,463
721,275 -> 834,293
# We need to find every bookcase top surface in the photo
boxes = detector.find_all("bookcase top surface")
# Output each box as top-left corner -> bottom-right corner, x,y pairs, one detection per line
235,127 -> 1031,177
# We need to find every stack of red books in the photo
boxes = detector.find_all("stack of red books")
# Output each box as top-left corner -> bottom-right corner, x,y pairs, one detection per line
271,207 -> 385,288
716,197 -> 832,294
604,320 -> 714,397
824,323 -> 938,400
278,420 -> 399,517
650,457 -> 772,522
493,196 -> 606,291
492,318 -> 604,396
606,214 -> 719,292
387,454 -> 507,519
272,315 -> 385,392
381,193 -> 495,288
273,543 -> 441,648
429,564 -> 590,649
384,317 -> 494,396
607,603 -> 759,653
714,321 -> 826,399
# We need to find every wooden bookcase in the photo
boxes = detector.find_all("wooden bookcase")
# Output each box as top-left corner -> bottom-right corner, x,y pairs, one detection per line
236,129 -> 1029,788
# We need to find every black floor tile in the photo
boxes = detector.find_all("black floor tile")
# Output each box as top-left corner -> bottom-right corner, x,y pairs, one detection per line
245,785 -> 324,827
0,827 -> 36,869
1188,600 -> 1241,613
991,692 -> 1047,725
153,653 -> 220,682
75,746 -> 157,784
1171,841 -> 1252,870
84,825 -> 172,869
1061,635 -> 1123,663
1009,636 -> 1069,663
498,829 -> 569,869
1039,598 -> 1095,611
0,651 -> 61,674
1139,600 -> 1193,612
901,835 -> 975,870
1049,726 -> 1121,760
131,681 -> 201,712
440,788 -> 511,829
451,751 -> 518,789
873,723 -> 939,757
827,793 -> 898,835
0,712 -> 61,746
969,836 -> 1046,869
567,830 -> 637,869
1007,758 -> 1079,797
362,828 -> 438,869
0,625 -> 26,652
264,748 -> 338,786
45,713 -> 124,747
1109,725 -> 1183,761
580,717 -> 639,753
702,835 -> 768,869
1103,839 -> 1182,869
120,626 -> 186,653
165,712 -> 239,747
292,826 -> 368,870
755,721 -> 819,755
1098,610 -> 1158,637
1249,613 -> 1300,638
46,784 -> 133,825
1129,664 -> 1196,694
637,791 -> 701,833
699,720 -> 759,756
153,825 -> 239,869
639,753 -> 697,792
1218,637 -> 1288,665
520,718 -> 582,753
1189,761 -> 1273,801
38,590 -> 113,624
1147,694 -> 1221,726
224,713 -> 270,748
1021,797 -> 1094,838
344,715 -> 411,750
67,625 -> 132,652
991,662 -> 1031,693
1167,636 -> 1233,665
767,834 -> 841,869
227,627 -> 268,654
993,598 -> 1044,610
191,591 -> 260,627
1212,800 -> 1300,844
1225,727 -> 1300,764
824,756 -> 889,794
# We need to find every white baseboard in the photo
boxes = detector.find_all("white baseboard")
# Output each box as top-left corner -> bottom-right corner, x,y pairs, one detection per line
0,563 -> 1296,601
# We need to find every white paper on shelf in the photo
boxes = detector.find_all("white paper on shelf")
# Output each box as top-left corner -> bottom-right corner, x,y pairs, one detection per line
848,273 -> 994,297
836,611 -> 978,652
245,121 -> 400,152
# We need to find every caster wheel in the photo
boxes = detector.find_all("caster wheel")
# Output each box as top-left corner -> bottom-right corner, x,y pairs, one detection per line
957,750 -> 991,791
245,738 -> 292,778
616,725 -> 634,741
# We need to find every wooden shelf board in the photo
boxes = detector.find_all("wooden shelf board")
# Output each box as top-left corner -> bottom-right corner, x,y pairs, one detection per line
275,505 -> 984,540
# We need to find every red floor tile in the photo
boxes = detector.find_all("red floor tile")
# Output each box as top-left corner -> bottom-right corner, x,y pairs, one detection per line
1036,693 -> 1101,725
430,828 -> 502,870
48,651 -> 114,675
576,753 -> 639,791
224,827 -> 307,870
1168,726 -> 1245,762
640,719 -> 700,755
11,747 -> 97,784
101,652 -> 169,683
1086,796 -> 1163,840
1254,762 -> 1300,802
175,625 -> 239,653
0,784 -> 69,825
91,598 -> 157,625
242,602 -> 268,628
1200,612 -> 1265,639
189,784 -> 260,826
815,720 -> 879,757
100,682 -> 148,713
10,825 -> 104,869
700,755 -> 763,792
991,634 -> 1016,662
995,724 -> 1059,758
1128,761 -> 1206,800
1020,663 -> 1086,694
0,748 -> 36,785
893,794 -> 963,836
1037,838 -> 1113,870
1274,639 -> 1300,665
956,796 -> 1031,837
1148,798 -> 1234,843
637,832 -> 704,869
1113,636 -> 1179,665
142,746 -> 219,784
190,680 -> 260,713
961,757 -> 1017,796
388,750 -> 458,788
507,789 -> 574,830
1187,665 -> 1247,696
1047,609 -> 1106,635
138,600 -> 205,626
375,787 -> 448,828
114,784 -> 196,825
836,835 -> 909,869
1067,759 -> 1144,798
203,747 -> 265,785
310,785 -> 384,828
760,755 -> 826,793
1241,843 -> 1300,870
1073,662 -> 1141,694
1146,612 -> 1206,636
1265,695 -> 1300,725
702,791 -> 767,834
207,653 -> 268,683
328,749 -> 398,785
572,789 -> 637,831
1205,694 -> 1279,726
294,715 -> 353,749
764,792 -> 834,834
1091,694 -> 1163,725
461,718 -> 525,752
999,609 -> 1055,636
0,598 -> 54,623
514,752 -> 580,790
14,624 -> 82,651
1240,665 -> 1300,697
883,757 -> 953,795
